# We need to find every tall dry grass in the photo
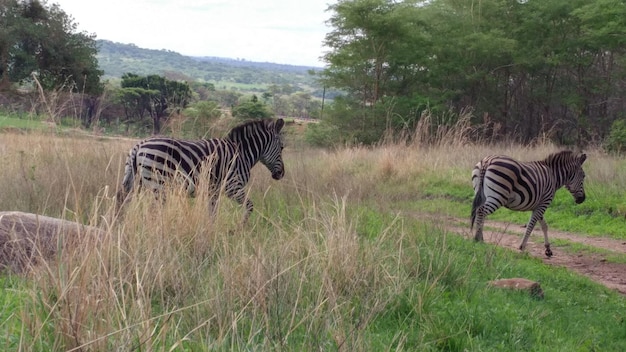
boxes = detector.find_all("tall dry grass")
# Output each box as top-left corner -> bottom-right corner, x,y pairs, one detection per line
1,120 -> 623,350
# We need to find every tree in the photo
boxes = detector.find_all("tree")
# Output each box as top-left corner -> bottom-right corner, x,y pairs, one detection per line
0,0 -> 103,93
232,95 -> 272,119
322,0 -> 420,105
119,73 -> 192,134
0,0 -> 22,89
321,0 -> 626,145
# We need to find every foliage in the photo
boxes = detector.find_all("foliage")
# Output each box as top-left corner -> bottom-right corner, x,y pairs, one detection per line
117,73 -> 192,134
316,96 -> 399,145
321,0 -> 626,145
0,0 -> 103,94
183,100 -> 221,121
304,120 -> 342,147
178,100 -> 223,138
605,119 -> 626,154
231,95 -> 272,119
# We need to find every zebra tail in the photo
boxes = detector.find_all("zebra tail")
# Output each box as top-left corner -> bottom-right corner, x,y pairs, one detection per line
470,164 -> 487,232
121,144 -> 139,194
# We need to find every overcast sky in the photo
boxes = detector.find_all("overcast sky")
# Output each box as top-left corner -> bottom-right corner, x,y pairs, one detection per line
53,0 -> 335,67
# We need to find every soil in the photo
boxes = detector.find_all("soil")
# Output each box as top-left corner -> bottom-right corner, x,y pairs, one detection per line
409,213 -> 626,295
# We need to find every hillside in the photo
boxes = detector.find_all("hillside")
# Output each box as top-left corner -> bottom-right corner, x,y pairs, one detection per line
96,40 -> 322,93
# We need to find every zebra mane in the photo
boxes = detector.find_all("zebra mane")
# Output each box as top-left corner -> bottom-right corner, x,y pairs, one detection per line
543,150 -> 580,166
227,119 -> 272,140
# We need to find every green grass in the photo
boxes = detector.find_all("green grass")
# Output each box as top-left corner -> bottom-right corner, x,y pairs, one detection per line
0,276 -> 27,350
340,215 -> 626,351
0,115 -> 47,130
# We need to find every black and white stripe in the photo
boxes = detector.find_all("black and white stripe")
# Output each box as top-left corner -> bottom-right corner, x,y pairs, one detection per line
470,150 -> 587,257
119,118 -> 285,221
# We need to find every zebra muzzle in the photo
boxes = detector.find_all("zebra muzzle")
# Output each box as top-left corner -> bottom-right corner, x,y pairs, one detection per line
575,195 -> 585,204
272,170 -> 285,180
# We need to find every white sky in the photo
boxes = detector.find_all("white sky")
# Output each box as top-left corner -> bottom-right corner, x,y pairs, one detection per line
52,0 -> 335,67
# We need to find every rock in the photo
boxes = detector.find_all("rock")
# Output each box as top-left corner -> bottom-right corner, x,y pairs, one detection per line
0,211 -> 104,274
488,278 -> 544,299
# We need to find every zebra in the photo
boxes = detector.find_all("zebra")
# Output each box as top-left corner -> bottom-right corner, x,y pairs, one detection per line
118,118 -> 285,222
470,150 -> 587,257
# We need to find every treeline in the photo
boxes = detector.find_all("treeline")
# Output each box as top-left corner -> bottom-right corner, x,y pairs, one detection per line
318,0 -> 626,146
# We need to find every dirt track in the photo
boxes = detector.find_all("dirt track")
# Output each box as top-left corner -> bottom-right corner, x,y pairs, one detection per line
412,214 -> 626,295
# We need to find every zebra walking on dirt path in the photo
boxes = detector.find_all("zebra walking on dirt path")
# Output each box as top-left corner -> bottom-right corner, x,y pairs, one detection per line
470,150 -> 587,257
118,118 -> 286,222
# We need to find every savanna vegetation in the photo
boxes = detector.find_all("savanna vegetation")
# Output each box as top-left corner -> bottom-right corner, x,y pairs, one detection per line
2,0 -> 626,349
1,114 -> 626,351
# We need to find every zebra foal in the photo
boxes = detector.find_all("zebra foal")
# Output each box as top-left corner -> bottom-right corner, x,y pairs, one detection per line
470,150 -> 587,257
118,118 -> 285,222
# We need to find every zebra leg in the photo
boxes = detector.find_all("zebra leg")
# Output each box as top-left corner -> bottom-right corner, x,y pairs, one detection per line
519,211 -> 542,252
473,199 -> 500,242
538,218 -> 552,257
226,188 -> 254,223
473,207 -> 486,242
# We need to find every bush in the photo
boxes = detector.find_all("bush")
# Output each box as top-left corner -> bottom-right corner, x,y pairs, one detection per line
605,119 -> 626,154
304,121 -> 342,147
184,101 -> 222,121
232,96 -> 272,119
178,101 -> 222,138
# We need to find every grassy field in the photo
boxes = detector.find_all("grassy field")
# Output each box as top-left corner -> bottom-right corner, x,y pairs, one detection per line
1,124 -> 626,351
0,115 -> 50,131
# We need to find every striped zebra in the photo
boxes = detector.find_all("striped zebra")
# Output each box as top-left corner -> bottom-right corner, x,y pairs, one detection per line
118,118 -> 285,222
470,150 -> 587,257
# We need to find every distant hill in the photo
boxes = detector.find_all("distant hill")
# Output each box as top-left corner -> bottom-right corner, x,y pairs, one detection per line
96,40 -> 322,93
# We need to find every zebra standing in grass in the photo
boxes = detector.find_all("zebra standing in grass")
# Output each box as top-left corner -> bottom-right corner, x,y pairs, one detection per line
118,118 -> 285,222
470,150 -> 587,257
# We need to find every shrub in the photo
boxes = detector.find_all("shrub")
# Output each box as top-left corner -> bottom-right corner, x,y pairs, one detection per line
232,96 -> 272,119
605,119 -> 626,154
304,120 -> 342,147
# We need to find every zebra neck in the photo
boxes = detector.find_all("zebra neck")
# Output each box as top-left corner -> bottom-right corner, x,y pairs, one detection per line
229,137 -> 262,168
551,166 -> 569,188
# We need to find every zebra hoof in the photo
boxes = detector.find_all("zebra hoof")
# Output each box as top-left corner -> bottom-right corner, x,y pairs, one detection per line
545,246 -> 553,258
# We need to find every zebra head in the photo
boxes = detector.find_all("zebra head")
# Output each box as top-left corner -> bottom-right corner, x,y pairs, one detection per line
259,118 -> 286,180
562,152 -> 587,204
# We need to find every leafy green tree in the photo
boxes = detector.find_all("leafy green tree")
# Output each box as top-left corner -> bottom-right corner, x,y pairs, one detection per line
322,0 -> 421,105
0,0 -> 102,93
0,0 -> 22,88
321,0 -> 626,145
119,73 -> 192,134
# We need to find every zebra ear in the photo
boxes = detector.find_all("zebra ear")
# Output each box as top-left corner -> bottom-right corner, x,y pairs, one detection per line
580,153 -> 587,164
275,118 -> 285,133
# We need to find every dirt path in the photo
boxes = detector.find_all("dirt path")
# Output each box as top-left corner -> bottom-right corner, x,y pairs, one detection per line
408,213 -> 626,295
